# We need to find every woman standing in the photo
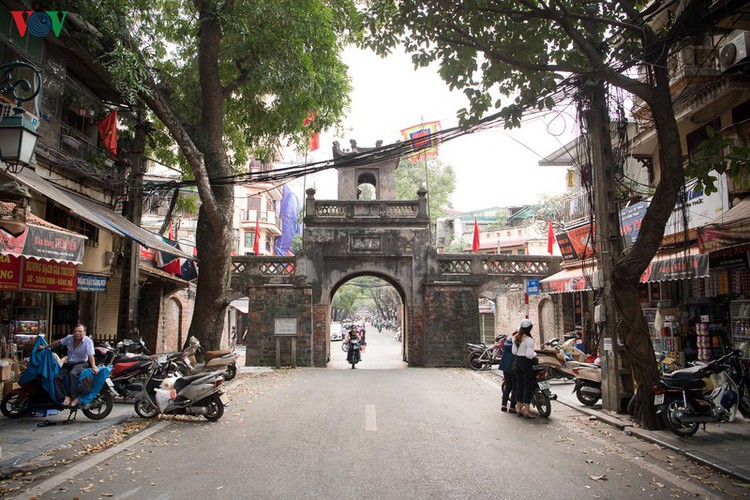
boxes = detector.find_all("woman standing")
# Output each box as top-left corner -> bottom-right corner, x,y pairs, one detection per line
498,334 -> 516,413
512,319 -> 537,419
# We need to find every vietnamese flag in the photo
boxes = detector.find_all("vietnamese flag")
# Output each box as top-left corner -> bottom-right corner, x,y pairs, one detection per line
472,218 -> 480,253
303,111 -> 319,152
547,221 -> 555,255
253,217 -> 260,254
97,110 -> 118,157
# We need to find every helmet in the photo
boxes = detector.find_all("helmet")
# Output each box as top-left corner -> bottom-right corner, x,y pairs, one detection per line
721,389 -> 738,410
520,319 -> 533,329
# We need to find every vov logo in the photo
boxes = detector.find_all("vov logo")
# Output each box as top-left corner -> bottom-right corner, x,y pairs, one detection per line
11,11 -> 69,38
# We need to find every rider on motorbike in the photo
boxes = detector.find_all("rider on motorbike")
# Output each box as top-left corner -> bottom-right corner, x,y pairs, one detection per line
38,324 -> 98,407
345,326 -> 362,364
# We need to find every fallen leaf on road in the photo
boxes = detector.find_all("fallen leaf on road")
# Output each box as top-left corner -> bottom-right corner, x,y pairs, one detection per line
590,475 -> 607,481
733,482 -> 750,489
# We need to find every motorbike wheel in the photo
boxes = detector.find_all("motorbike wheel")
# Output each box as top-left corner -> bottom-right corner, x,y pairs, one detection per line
134,397 -> 159,419
575,384 -> 601,406
223,363 -> 237,381
662,397 -> 699,437
1,393 -> 31,418
467,352 -> 484,371
341,342 -> 349,352
532,390 -> 552,418
203,393 -> 224,421
81,390 -> 114,420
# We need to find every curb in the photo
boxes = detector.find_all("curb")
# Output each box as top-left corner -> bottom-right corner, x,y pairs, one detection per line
554,396 -> 750,484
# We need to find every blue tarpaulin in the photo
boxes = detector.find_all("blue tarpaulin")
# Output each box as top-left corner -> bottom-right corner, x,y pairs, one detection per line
19,337 -> 60,401
77,366 -> 112,405
273,185 -> 301,256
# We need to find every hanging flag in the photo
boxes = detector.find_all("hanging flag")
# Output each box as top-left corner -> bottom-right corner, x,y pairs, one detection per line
472,218 -> 480,253
168,220 -> 174,241
401,121 -> 440,161
273,185 -> 301,256
547,221 -> 555,255
97,110 -> 118,157
253,216 -> 260,254
303,111 -> 320,152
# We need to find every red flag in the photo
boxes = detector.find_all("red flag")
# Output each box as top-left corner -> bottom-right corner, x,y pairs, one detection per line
303,111 -> 319,152
97,110 -> 118,157
472,218 -> 480,253
547,221 -> 555,255
168,220 -> 174,241
253,217 -> 260,254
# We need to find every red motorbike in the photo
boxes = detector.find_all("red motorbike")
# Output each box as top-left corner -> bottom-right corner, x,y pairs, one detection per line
467,334 -> 507,371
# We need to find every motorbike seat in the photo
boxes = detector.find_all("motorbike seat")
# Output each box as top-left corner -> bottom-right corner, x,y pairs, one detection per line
664,365 -> 703,380
661,378 -> 705,390
204,350 -> 232,363
173,373 -> 211,393
113,355 -> 151,365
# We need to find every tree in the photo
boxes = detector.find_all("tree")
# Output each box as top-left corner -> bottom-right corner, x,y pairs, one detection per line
395,156 -> 456,225
76,0 -> 359,348
363,0 -> 743,428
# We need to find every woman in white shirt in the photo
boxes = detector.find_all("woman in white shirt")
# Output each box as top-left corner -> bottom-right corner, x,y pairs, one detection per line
511,319 -> 537,419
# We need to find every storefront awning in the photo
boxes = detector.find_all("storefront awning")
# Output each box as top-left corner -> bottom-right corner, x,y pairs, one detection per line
139,263 -> 190,286
229,298 -> 249,314
0,202 -> 86,264
12,168 -> 193,260
697,197 -> 750,253
540,249 -> 709,294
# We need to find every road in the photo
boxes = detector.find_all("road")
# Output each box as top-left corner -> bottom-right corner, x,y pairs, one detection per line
7,358 -> 746,499
329,326 -> 407,369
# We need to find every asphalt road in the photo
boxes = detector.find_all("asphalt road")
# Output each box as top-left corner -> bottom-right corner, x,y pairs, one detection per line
9,360 -> 743,499
328,326 -> 407,369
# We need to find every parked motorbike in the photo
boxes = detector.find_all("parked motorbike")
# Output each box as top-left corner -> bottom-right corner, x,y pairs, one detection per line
172,336 -> 238,381
531,365 -> 553,418
1,339 -> 113,421
653,350 -> 748,437
132,355 -> 226,421
347,338 -> 362,368
571,360 -> 602,406
467,335 -> 506,371
535,347 -> 576,381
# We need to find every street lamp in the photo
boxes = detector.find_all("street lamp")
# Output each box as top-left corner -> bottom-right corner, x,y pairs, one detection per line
0,61 -> 42,174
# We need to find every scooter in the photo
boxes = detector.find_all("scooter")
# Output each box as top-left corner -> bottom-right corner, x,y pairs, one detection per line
531,365 -> 553,418
347,338 -> 362,368
1,338 -> 114,421
653,350 -> 746,437
467,335 -> 506,371
172,336 -> 238,381
132,355 -> 226,421
535,347 -> 577,381
571,359 -> 602,406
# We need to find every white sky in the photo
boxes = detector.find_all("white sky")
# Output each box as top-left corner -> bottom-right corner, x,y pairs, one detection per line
297,47 -> 579,212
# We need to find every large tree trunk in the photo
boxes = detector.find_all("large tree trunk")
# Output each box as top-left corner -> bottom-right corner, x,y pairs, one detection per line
614,63 -> 686,429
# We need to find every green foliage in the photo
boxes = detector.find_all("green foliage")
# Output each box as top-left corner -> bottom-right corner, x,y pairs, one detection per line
685,126 -> 750,195
395,157 -> 456,223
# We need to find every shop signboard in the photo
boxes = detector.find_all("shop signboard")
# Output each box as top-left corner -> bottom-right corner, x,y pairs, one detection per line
640,253 -> 709,282
555,231 -> 579,262
663,174 -> 728,237
0,254 -> 21,290
77,273 -> 107,292
0,224 -> 85,264
556,222 -> 596,263
619,200 -> 649,249
21,258 -> 77,293
707,243 -> 750,270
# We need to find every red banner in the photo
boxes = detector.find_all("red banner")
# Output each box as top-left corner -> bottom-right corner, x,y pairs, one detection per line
0,254 -> 21,290
21,258 -> 77,293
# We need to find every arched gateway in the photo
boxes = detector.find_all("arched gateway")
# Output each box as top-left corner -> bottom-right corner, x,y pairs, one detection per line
230,140 -> 560,367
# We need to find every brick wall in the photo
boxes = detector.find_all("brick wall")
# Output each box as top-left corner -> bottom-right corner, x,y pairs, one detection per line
423,286 -> 480,367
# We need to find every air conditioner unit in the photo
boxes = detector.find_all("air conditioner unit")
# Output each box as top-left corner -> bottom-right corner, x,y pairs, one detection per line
719,31 -> 750,71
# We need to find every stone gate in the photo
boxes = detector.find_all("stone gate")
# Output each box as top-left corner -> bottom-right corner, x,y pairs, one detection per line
230,141 -> 560,367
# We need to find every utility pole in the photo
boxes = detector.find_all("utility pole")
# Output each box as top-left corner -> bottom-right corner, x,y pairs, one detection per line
117,111 -> 147,338
587,80 -> 627,412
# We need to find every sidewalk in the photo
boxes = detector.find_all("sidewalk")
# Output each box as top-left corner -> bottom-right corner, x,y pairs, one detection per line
0,345 -> 270,478
547,379 -> 750,483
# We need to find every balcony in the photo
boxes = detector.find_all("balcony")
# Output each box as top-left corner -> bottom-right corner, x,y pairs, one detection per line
562,190 -> 593,227
240,209 -> 281,236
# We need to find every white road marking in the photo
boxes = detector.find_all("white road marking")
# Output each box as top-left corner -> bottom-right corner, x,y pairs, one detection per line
365,404 -> 377,431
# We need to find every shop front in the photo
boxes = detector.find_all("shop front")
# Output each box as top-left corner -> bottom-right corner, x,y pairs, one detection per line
0,209 -> 86,363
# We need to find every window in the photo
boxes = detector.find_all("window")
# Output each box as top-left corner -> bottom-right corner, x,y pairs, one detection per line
686,119 -> 720,162
0,5 -> 44,63
244,231 -> 256,249
46,201 -> 99,246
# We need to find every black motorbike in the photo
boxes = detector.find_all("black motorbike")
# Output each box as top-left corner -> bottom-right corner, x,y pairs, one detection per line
1,372 -> 113,421
347,339 -> 362,369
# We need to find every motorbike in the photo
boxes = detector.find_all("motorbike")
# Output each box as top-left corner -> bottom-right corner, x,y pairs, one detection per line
467,335 -> 506,371
535,347 -> 577,381
347,338 -> 362,368
172,336 -> 238,381
571,360 -> 602,406
132,355 -> 226,421
531,365 -> 553,418
653,350 -> 749,437
1,338 -> 114,421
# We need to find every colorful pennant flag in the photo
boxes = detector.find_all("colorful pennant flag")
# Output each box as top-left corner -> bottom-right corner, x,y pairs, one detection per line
97,110 -> 118,157
472,218 -> 480,253
401,121 -> 440,161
